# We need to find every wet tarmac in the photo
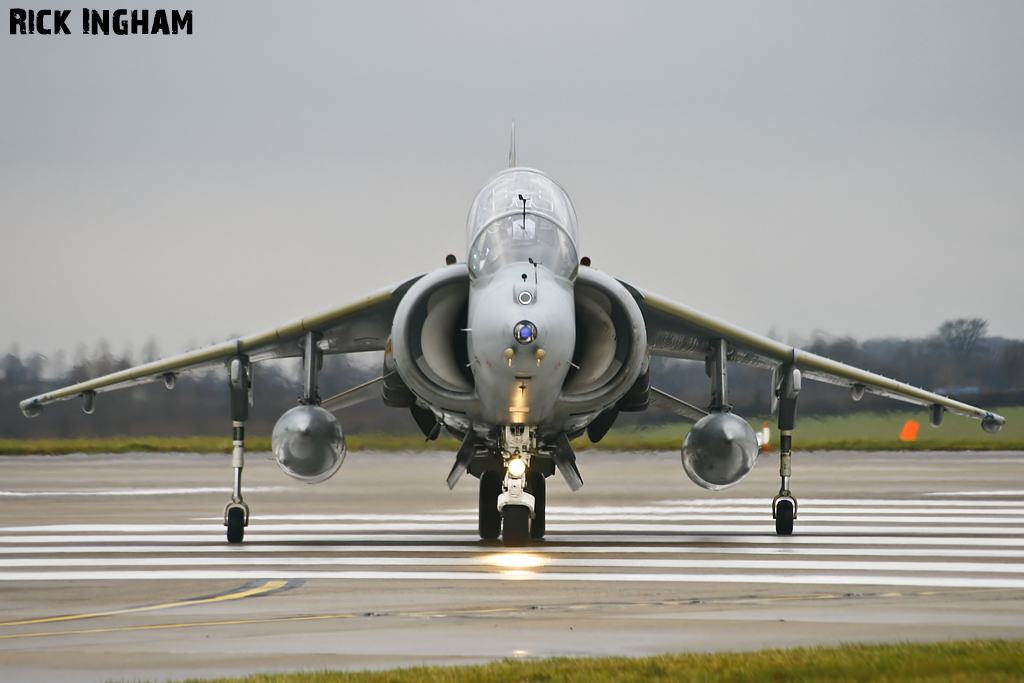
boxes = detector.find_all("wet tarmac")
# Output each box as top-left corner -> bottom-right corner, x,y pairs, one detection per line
1,448 -> 1022,682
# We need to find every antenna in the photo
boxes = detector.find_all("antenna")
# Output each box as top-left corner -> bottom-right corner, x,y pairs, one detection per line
508,121 -> 516,168
518,193 -> 528,231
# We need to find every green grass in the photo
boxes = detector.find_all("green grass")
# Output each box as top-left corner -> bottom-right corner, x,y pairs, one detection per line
2,407 -> 1020,455
582,405 -> 1024,452
0,435 -> 254,455
0,433 -> 461,455
147,640 -> 1024,682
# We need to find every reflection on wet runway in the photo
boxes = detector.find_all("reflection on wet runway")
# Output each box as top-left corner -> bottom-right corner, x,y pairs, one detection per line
2,495 -> 1023,588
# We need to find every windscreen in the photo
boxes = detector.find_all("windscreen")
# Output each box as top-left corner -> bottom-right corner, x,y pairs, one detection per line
466,168 -> 579,279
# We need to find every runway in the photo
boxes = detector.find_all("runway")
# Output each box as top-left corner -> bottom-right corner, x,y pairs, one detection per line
1,449 -> 1022,682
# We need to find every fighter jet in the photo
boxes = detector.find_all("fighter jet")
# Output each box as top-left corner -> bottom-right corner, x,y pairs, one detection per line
20,149 -> 1006,546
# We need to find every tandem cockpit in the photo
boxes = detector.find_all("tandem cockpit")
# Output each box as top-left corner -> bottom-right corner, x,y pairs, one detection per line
466,168 -> 580,280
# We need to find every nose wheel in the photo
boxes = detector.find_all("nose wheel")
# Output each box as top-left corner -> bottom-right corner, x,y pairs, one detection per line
502,505 -> 531,547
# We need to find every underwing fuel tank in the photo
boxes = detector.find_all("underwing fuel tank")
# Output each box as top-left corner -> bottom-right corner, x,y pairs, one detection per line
681,412 -> 759,491
271,405 -> 346,483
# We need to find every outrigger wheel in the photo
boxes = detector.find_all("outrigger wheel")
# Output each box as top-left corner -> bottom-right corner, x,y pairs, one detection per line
775,498 -> 795,536
226,506 -> 246,543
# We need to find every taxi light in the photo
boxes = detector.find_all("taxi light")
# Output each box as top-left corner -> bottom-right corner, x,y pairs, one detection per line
507,458 -> 526,478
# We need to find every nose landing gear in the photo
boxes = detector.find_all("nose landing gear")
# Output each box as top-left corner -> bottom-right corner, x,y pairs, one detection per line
494,425 -> 542,547
472,426 -> 553,546
497,426 -> 535,547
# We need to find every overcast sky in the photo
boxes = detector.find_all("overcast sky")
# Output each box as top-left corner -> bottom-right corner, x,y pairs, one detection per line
2,1 -> 1022,362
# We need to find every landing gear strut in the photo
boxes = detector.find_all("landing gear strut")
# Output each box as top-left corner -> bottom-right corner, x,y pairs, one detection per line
224,353 -> 251,543
772,365 -> 800,535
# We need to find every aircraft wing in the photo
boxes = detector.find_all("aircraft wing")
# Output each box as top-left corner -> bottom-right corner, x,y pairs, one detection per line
19,276 -> 422,417
623,282 -> 1005,431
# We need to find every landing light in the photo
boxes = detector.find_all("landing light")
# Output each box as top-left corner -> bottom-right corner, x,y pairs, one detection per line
507,457 -> 526,478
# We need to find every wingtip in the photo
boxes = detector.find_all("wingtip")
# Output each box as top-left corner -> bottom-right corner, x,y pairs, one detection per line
982,413 -> 1005,434
20,398 -> 43,418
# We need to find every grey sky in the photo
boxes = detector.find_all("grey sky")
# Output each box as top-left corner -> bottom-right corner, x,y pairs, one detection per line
2,1 -> 1022,361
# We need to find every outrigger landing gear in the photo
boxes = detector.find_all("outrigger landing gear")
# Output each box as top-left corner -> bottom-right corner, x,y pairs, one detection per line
224,353 -> 251,544
497,425 -> 537,547
772,365 -> 800,536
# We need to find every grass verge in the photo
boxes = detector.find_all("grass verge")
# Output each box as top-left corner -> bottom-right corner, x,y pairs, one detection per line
0,434 -> 460,455
2,407 -> 1020,454
149,640 -> 1024,682
2,434 -> 1021,455
2,435 -> 1022,456
577,434 -> 1024,452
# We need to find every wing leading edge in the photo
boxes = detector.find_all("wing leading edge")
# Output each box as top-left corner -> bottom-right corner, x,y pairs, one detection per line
626,282 -> 1005,432
19,276 -> 422,417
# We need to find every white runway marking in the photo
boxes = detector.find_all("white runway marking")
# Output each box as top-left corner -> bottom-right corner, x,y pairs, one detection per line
2,522 -> 1021,535
0,487 -> 282,497
4,532 -> 1024,547
0,570 -> 1022,589
3,556 -> 1024,576
925,491 -> 1024,497
1,496 -> 1021,588
2,544 -> 1024,559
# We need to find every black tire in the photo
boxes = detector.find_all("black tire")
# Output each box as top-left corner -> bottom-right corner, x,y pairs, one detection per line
226,506 -> 246,544
502,504 -> 530,547
479,471 -> 502,540
775,499 -> 794,536
527,472 -> 546,539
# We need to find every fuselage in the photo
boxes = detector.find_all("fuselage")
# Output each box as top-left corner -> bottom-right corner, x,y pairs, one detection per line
388,167 -> 649,447
464,168 -> 580,428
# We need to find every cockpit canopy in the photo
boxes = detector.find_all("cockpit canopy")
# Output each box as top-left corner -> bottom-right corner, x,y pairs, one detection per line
466,168 -> 580,279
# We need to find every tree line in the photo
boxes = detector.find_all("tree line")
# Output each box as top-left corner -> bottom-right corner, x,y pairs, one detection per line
2,319 -> 1020,438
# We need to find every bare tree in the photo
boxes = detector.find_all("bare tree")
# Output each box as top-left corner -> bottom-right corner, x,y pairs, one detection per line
935,318 -> 988,358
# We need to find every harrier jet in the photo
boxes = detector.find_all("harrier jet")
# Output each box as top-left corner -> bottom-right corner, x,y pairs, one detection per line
21,149 -> 1005,546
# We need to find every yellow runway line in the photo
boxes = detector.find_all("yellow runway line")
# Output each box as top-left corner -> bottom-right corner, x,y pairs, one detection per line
0,612 -> 362,641
0,579 -> 289,628
3,585 -> 1017,642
